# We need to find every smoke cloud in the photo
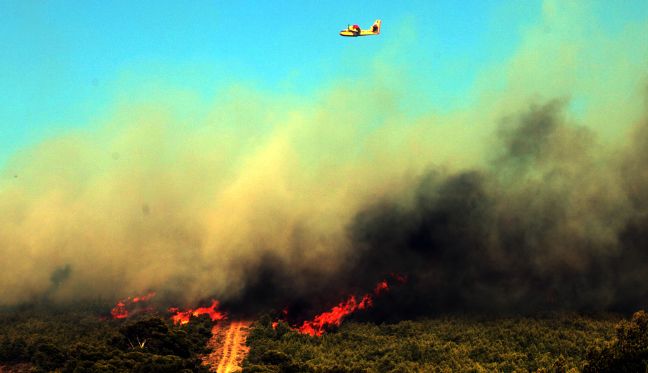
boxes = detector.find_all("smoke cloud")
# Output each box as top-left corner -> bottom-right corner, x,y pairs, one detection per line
1,2 -> 647,315
344,100 -> 648,315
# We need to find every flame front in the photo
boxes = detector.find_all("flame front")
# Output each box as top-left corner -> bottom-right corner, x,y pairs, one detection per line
110,277 -> 402,331
295,277 -> 402,336
109,292 -> 226,326
169,299 -> 226,325
110,291 -> 156,319
298,295 -> 361,336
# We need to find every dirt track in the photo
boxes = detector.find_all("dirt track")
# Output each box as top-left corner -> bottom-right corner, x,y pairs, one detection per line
203,321 -> 251,373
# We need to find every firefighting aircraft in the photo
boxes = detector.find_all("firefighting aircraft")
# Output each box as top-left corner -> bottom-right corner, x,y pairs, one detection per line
340,20 -> 381,37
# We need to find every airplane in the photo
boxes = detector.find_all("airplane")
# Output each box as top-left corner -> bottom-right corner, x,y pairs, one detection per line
340,20 -> 381,37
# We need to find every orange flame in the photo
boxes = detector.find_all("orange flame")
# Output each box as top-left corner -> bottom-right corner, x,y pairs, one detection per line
169,299 -> 227,325
132,292 -> 156,303
110,292 -> 226,326
298,295 -> 362,336
295,276 -> 404,336
110,291 -> 156,319
110,302 -> 129,319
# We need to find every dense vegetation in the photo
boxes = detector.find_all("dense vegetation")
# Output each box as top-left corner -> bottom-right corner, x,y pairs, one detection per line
585,310 -> 648,372
0,303 -> 212,372
245,312 -> 648,372
2,304 -> 647,372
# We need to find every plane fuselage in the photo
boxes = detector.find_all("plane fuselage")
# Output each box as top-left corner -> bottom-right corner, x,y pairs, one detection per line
339,29 -> 379,37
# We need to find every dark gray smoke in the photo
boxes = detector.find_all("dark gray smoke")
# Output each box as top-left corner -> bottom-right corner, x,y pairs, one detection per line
343,99 -> 648,315
227,99 -> 648,318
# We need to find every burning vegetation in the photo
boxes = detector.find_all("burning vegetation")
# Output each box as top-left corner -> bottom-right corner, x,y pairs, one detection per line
168,299 -> 226,325
109,294 -> 226,327
292,277 -> 400,336
108,277 -> 400,338
110,291 -> 156,320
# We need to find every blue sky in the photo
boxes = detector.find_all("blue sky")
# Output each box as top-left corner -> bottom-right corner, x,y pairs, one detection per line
1,0 -> 647,167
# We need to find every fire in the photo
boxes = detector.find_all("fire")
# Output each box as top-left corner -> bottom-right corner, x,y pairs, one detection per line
294,276 -> 404,336
132,292 -> 156,303
169,299 -> 227,325
110,291 -> 156,319
374,280 -> 389,295
110,302 -> 128,319
298,295 -> 363,336
109,292 -> 226,326
110,275 -> 405,332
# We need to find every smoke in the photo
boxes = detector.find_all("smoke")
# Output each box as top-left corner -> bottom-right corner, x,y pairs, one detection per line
0,87 -> 419,308
1,2 -> 647,315
345,100 -> 648,315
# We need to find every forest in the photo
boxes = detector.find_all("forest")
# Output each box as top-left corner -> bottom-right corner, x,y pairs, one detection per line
0,302 -> 212,372
2,304 -> 647,372
243,311 -> 648,372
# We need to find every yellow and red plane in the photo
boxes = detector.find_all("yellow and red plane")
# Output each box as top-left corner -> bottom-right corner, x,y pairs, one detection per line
340,20 -> 381,37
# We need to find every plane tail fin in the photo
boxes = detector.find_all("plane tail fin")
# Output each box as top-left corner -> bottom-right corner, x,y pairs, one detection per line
371,20 -> 382,34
